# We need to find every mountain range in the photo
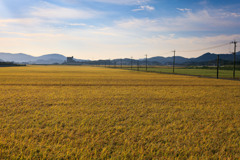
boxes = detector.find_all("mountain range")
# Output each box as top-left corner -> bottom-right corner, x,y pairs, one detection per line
147,52 -> 240,65
0,53 -> 87,64
0,52 -> 239,65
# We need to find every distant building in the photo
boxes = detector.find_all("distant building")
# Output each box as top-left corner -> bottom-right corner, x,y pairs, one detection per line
67,56 -> 75,64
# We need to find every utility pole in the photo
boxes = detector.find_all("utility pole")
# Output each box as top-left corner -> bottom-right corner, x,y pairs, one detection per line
145,54 -> 148,71
231,41 -> 237,79
173,50 -> 176,73
131,57 -> 133,70
137,60 -> 139,71
217,55 -> 219,79
121,58 -> 122,68
109,59 -> 111,68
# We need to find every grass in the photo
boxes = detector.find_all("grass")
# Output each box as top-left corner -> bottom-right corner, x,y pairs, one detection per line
108,65 -> 240,79
0,65 -> 240,159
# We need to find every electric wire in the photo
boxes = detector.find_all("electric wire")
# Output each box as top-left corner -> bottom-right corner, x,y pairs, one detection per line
177,43 -> 230,53
158,51 -> 173,57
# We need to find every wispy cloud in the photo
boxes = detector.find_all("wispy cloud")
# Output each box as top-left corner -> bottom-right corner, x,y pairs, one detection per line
0,0 -> 240,59
68,23 -> 87,26
90,0 -> 150,5
177,8 -> 192,12
0,1 -> 103,35
115,18 -> 160,33
1,29 -> 239,59
142,34 -> 240,57
199,0 -> 208,6
0,18 -> 47,29
219,11 -> 240,18
30,2 -> 100,19
116,9 -> 240,33
132,5 -> 155,12
231,13 -> 240,17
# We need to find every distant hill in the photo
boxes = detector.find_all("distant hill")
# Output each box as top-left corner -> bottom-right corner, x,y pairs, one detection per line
0,53 -> 86,64
38,54 -> 66,60
0,53 -> 35,62
93,52 -> 240,66
0,51 -> 239,65
32,54 -> 67,64
148,56 -> 188,64
144,52 -> 240,65
189,52 -> 238,63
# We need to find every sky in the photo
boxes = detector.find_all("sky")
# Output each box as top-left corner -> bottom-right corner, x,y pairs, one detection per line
0,0 -> 240,60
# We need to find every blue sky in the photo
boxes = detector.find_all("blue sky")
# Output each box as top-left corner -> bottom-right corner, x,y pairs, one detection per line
0,0 -> 240,59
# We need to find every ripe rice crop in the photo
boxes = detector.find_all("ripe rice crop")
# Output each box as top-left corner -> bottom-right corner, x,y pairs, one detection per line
0,65 -> 240,159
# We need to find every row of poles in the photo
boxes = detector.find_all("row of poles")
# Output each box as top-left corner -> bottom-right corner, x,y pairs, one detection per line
172,41 -> 238,79
105,54 -> 149,71
105,41 -> 238,79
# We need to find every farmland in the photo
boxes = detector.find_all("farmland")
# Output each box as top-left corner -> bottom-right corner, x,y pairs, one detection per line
109,65 -> 240,79
0,65 -> 240,159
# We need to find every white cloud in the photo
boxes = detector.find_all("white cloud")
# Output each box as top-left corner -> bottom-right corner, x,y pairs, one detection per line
68,23 -> 87,26
0,23 -> 239,59
142,34 -> 240,57
50,0 -> 150,5
90,0 -> 150,5
0,31 -> 65,38
1,2 -> 240,59
0,2 -> 102,34
132,5 -> 155,11
177,8 -> 192,12
231,13 -> 240,17
115,18 -> 161,33
116,9 -> 240,33
199,0 -> 208,6
0,18 -> 48,29
30,2 -> 100,19
220,11 -> 240,18
169,34 -> 175,38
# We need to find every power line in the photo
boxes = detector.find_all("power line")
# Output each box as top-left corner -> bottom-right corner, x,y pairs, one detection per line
177,43 -> 229,53
158,42 -> 231,56
157,51 -> 173,57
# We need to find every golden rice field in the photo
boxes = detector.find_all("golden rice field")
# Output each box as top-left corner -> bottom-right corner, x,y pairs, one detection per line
0,65 -> 240,159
